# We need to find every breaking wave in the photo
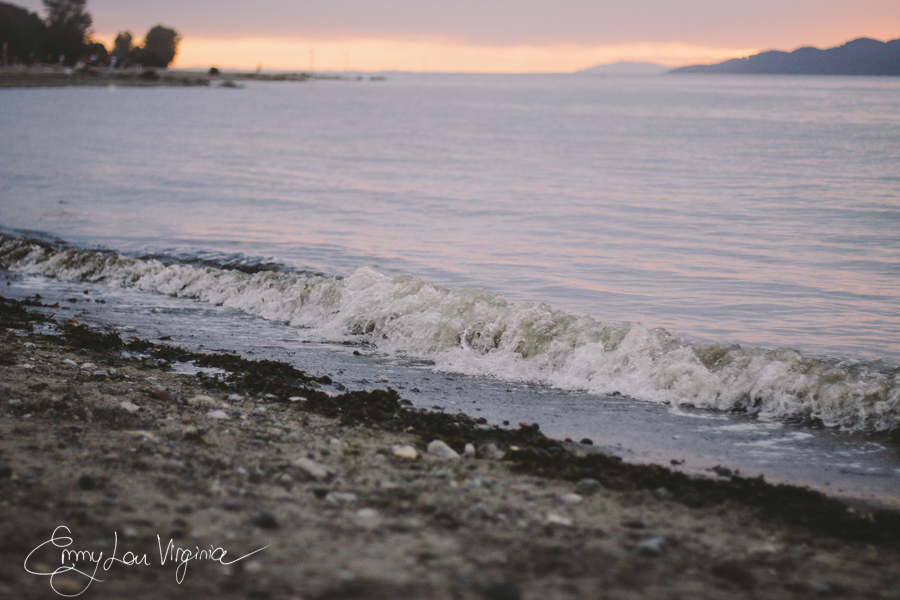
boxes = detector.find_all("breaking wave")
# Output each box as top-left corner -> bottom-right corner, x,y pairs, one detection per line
2,234 -> 898,431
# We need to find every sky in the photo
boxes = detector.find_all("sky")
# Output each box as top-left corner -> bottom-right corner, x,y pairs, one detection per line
13,0 -> 900,72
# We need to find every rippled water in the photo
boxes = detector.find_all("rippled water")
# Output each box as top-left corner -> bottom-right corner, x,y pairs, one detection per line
3,74 -> 899,364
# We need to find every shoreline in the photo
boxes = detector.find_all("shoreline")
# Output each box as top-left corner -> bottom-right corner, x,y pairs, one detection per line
0,66 -> 351,88
2,294 -> 900,598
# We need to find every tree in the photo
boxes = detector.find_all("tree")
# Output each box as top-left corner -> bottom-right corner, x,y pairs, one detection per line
42,0 -> 92,64
135,25 -> 179,68
0,2 -> 47,64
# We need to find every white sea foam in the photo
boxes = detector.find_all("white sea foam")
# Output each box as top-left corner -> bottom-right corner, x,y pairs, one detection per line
3,234 -> 898,431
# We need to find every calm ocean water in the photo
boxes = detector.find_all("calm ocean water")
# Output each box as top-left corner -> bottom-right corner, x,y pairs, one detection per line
1,73 -> 899,433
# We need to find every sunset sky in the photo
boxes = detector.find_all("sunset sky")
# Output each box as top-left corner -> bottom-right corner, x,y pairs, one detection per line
13,0 -> 900,72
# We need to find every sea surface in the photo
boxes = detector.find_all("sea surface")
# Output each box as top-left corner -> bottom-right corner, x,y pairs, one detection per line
2,73 -> 899,504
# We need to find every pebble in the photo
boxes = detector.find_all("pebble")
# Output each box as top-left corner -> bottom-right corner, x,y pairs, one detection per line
462,443 -> 476,458
80,362 -> 97,370
427,440 -> 459,459
0,460 -> 11,479
17,363 -> 34,370
557,493 -> 583,505
206,410 -> 229,420
78,474 -> 97,491
92,370 -> 108,379
119,401 -> 140,413
293,457 -> 334,481
188,395 -> 218,407
545,513 -> 573,527
227,394 -> 243,402
62,359 -> 78,368
251,512 -> 279,529
711,560 -> 757,590
636,536 -> 666,556
23,342 -> 36,350
482,581 -> 522,600
325,491 -> 358,504
575,478 -> 603,494
392,444 -> 418,459
354,508 -> 381,528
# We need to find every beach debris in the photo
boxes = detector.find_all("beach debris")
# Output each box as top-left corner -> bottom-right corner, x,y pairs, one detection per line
636,536 -> 666,556
427,440 -> 460,459
294,457 -> 334,480
392,444 -> 418,459
545,513 -> 573,527
575,479 -> 603,494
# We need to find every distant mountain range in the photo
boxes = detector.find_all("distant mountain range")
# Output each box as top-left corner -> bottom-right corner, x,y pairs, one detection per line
576,61 -> 669,75
670,37 -> 900,75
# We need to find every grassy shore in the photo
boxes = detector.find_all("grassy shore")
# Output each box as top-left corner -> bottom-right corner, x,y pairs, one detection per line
1,294 -> 899,599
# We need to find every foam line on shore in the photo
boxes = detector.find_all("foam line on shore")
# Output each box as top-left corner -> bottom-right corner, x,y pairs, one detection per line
2,233 -> 898,431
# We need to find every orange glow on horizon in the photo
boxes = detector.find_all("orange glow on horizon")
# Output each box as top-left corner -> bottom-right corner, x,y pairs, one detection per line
96,34 -> 760,73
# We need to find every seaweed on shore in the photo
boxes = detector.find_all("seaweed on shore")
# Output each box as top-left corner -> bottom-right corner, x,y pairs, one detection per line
5,294 -> 900,548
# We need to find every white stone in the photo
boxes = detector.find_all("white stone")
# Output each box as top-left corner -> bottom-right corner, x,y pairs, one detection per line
188,395 -> 218,407
479,443 -> 506,460
80,362 -> 97,370
354,508 -> 381,528
293,457 -> 334,480
546,513 -> 573,527
120,401 -> 140,413
62,359 -> 78,368
558,493 -> 583,505
392,444 -> 418,459
427,440 -> 459,459
462,443 -> 476,458
325,491 -> 358,504
636,536 -> 666,556
206,410 -> 229,420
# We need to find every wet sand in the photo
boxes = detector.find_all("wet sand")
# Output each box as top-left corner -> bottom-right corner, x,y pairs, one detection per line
2,295 -> 899,599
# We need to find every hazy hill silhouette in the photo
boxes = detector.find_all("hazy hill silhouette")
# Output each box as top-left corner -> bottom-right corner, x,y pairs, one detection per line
670,38 -> 900,75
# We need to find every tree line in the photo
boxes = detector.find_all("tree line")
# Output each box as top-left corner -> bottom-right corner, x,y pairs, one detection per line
0,0 -> 179,67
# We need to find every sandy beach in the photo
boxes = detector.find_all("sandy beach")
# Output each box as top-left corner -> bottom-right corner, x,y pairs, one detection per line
1,294 -> 899,599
